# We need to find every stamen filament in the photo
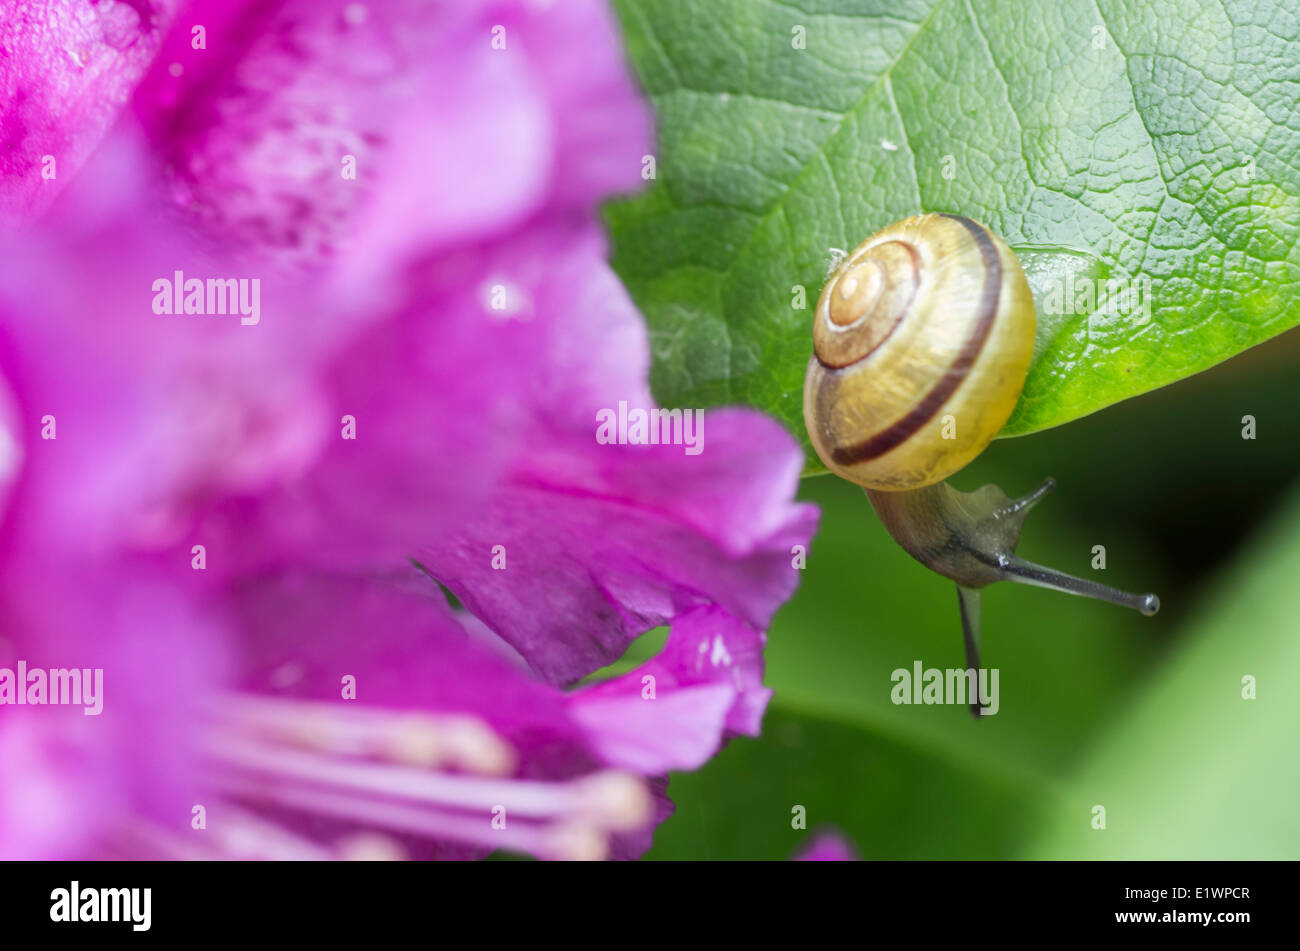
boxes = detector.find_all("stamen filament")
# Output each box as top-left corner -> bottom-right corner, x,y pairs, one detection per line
209,694 -> 515,774
205,735 -> 633,824
217,775 -> 608,860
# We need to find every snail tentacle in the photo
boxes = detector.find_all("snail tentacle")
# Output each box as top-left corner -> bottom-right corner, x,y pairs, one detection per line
996,477 -> 1056,518
998,556 -> 1161,617
955,585 -> 987,719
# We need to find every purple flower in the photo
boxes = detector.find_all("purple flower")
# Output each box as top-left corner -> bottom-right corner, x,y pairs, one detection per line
0,0 -> 819,860
0,0 -> 175,225
130,0 -> 651,287
794,831 -> 860,862
194,570 -> 662,861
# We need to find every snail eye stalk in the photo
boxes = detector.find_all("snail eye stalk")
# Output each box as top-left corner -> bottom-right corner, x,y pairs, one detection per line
998,555 -> 1160,616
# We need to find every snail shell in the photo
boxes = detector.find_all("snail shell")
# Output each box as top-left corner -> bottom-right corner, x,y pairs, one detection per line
803,213 -> 1035,490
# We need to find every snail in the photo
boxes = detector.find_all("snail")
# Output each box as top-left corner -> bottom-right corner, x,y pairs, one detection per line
803,213 -> 1159,717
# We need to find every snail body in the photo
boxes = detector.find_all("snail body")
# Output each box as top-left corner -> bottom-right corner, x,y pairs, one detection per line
803,214 -> 1159,716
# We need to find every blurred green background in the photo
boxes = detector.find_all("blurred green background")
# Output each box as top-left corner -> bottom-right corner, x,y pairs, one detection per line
646,328 -> 1300,860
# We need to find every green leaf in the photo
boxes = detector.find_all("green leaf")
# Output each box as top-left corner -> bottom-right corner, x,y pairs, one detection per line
607,0 -> 1300,469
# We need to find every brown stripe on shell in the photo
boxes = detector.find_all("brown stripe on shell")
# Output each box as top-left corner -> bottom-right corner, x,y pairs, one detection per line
829,215 -> 1002,467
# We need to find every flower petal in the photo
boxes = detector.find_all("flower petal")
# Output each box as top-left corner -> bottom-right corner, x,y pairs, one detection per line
132,0 -> 651,290
569,607 -> 773,773
0,0 -> 172,225
414,222 -> 817,685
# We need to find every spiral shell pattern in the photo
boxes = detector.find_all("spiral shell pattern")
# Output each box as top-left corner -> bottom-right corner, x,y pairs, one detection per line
803,213 -> 1035,490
